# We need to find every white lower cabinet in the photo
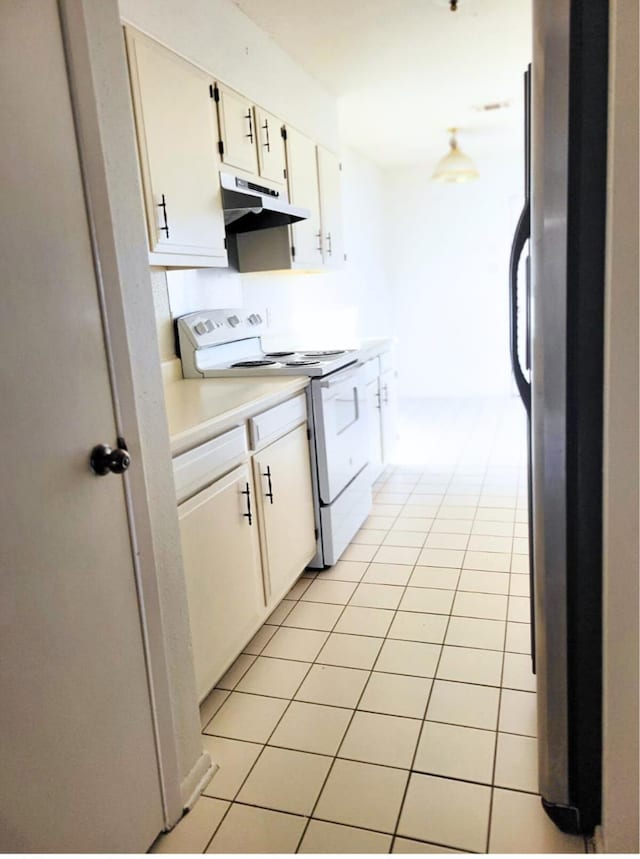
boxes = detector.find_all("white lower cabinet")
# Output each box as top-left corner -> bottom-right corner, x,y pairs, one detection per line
365,375 -> 384,481
380,365 -> 399,463
178,464 -> 265,702
252,423 -> 316,602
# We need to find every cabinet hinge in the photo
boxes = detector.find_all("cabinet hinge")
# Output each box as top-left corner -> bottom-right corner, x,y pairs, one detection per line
218,140 -> 224,156
291,245 -> 296,259
223,236 -> 227,250
210,83 -> 220,102
314,527 -> 319,540
283,168 -> 287,180
306,427 -> 311,441
339,162 -> 343,171
344,253 -> 348,262
281,126 -> 287,140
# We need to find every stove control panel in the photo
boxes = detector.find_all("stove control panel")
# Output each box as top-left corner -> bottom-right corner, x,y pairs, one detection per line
177,308 -> 269,351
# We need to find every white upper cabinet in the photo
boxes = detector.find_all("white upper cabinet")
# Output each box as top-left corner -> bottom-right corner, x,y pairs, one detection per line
317,146 -> 344,267
214,84 -> 259,176
124,28 -> 227,267
285,126 -> 323,268
254,106 -> 287,185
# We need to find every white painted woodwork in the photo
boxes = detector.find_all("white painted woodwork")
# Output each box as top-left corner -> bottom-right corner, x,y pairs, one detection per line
0,2 -> 164,849
284,126 -> 323,268
365,377 -> 384,480
255,106 -> 287,184
380,367 -> 399,463
317,146 -> 344,266
125,28 -> 228,264
249,393 -> 307,450
178,465 -> 265,701
216,84 -> 260,175
173,425 -> 248,503
252,424 -> 316,601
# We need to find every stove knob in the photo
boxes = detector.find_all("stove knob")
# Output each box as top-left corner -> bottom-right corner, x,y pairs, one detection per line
227,315 -> 240,327
255,313 -> 263,324
194,321 -> 208,335
204,319 -> 214,332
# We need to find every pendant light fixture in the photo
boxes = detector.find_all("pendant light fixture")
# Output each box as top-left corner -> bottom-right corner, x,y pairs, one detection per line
432,128 -> 479,183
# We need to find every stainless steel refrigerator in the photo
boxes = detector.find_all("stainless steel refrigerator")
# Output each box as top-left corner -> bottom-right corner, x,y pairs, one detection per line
509,0 -> 609,836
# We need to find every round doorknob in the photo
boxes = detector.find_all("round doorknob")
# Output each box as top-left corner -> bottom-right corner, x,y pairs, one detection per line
90,443 -> 131,476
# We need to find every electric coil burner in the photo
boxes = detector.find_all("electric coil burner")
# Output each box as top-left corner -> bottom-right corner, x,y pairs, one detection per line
230,359 -> 277,368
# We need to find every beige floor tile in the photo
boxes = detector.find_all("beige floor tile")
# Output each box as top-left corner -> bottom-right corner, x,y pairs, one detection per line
206,803 -> 306,854
299,819 -> 392,854
475,508 -> 515,522
508,596 -> 531,622
201,736 -> 262,801
436,645 -> 503,686
269,700 -> 352,755
266,599 -> 295,625
372,545 -> 421,566
458,569 -> 510,595
513,537 -> 530,554
242,625 -> 278,655
424,533 -> 469,550
509,574 -> 531,597
288,578 -> 312,600
392,836 -> 464,853
338,710 -> 422,768
295,664 -> 370,708
452,591 -> 508,621
235,656 -> 310,699
392,517 -> 433,533
376,491 -> 411,504
436,506 -> 476,520
363,562 -> 413,586
362,515 -> 397,530
414,721 -> 495,785
505,621 -> 532,654
334,605 -> 395,637
417,547 -> 465,568
445,616 -> 506,651
281,600 -> 344,632
398,773 -> 491,852
442,494 -> 480,507
489,788 -> 585,853
383,530 -> 427,548
316,560 -> 369,582
472,521 -> 514,537
511,554 -> 529,574
200,689 -> 230,730
359,672 -> 432,719
514,523 -> 529,538
205,692 -> 288,743
406,493 -> 443,506
261,626 -> 329,661
499,689 -> 537,737
301,579 -> 358,605
350,582 -> 404,609
370,503 -> 404,518
152,796 -> 229,854
409,566 -> 460,590
467,534 -> 513,553
479,495 -> 517,508
399,587 -> 455,615
430,519 -> 473,534
502,652 -> 537,692
216,654 -> 257,690
317,632 -> 383,670
427,680 -> 500,730
494,732 -> 538,792
388,610 -> 448,644
375,639 -> 440,678
314,759 -> 408,833
352,528 -> 386,546
402,504 -> 440,518
237,746 -> 332,815
463,550 -> 511,572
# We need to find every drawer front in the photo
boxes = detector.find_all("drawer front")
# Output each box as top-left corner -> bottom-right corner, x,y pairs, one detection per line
173,424 -> 248,503
249,393 -> 307,450
379,349 -> 394,374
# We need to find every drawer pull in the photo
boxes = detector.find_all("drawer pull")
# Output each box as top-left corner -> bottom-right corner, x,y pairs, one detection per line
263,466 -> 274,504
241,482 -> 253,525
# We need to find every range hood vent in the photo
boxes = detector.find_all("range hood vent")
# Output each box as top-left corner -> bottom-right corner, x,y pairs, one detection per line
220,172 -> 309,234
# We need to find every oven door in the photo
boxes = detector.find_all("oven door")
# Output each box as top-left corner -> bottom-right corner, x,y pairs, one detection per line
311,363 -> 369,504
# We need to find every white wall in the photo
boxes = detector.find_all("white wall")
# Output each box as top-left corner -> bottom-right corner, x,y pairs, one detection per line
383,152 -> 523,398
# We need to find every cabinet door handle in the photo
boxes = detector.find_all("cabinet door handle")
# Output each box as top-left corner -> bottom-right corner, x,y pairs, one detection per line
382,383 -> 389,404
263,466 -> 274,504
316,231 -> 323,252
158,193 -> 170,238
375,390 -> 382,411
262,118 -> 270,152
245,110 -> 254,143
326,232 -> 332,256
241,482 -> 253,525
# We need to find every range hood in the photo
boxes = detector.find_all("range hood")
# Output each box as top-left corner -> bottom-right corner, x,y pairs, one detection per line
220,172 -> 309,234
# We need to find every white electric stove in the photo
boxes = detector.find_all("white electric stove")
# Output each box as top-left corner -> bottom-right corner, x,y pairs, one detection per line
176,309 -> 372,567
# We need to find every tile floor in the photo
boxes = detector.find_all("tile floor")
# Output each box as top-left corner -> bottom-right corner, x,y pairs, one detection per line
153,399 -> 589,854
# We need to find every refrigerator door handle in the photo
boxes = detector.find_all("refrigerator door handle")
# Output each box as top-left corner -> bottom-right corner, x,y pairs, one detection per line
509,200 -> 531,413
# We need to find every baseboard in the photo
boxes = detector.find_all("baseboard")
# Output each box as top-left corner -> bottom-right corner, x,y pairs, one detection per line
178,751 -> 217,818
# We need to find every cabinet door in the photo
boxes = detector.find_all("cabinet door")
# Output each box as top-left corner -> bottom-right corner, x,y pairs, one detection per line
178,465 -> 265,701
125,29 -> 227,263
366,377 -> 384,480
255,107 -> 286,185
317,146 -> 344,267
253,424 -> 316,603
285,127 -> 323,268
216,84 -> 259,175
380,368 -> 399,464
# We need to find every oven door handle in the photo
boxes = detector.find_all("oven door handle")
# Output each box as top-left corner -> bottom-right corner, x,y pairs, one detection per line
319,361 -> 363,389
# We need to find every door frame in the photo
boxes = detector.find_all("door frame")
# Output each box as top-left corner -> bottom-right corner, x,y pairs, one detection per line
57,0 -> 199,827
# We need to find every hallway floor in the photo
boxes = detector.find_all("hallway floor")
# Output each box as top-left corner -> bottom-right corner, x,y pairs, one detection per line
154,399 -> 589,854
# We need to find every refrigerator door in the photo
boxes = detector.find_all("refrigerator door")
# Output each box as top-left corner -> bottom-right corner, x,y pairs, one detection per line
531,0 -> 608,835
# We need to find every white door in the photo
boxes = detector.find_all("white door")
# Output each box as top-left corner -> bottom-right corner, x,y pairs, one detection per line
255,106 -> 286,185
285,126 -> 323,268
317,146 -> 344,266
0,3 -> 164,851
178,466 -> 265,700
216,84 -> 260,175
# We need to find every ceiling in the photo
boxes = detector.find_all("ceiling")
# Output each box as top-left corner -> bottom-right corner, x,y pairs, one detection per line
233,0 -> 531,168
